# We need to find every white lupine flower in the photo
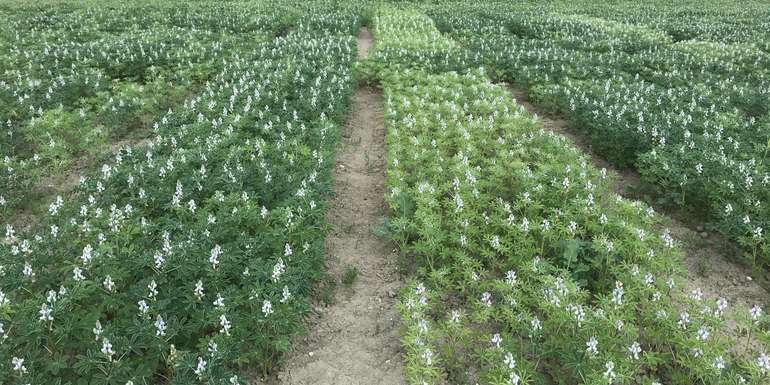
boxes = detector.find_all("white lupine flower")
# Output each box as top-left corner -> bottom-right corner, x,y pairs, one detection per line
11,357 -> 27,374
531,317 -> 542,332
715,298 -> 728,317
262,300 -> 273,316
172,180 -> 183,207
586,337 -> 598,356
506,270 -> 517,286
103,275 -> 115,292
138,300 -> 149,315
422,348 -> 433,365
155,315 -> 166,337
603,361 -> 615,384
210,244 -> 222,269
93,320 -> 103,340
491,333 -> 502,348
281,286 -> 292,303
504,351 -> 516,369
153,252 -> 165,269
490,235 -> 500,249
39,303 -> 53,322
417,319 -> 429,334
101,338 -> 115,361
22,263 -> 34,278
272,258 -> 285,282
194,356 -> 207,379
697,326 -> 710,341
194,280 -> 204,300
750,305 -> 762,323
481,292 -> 492,307
73,267 -> 85,281
627,341 -> 642,360
48,195 -> 63,215
569,304 -> 585,326
757,353 -> 770,373
220,314 -> 231,335
611,281 -> 624,307
713,355 -> 725,371
214,294 -> 225,308
4,224 -> 14,241
689,288 -> 703,301
661,229 -> 675,248
284,243 -> 293,257
147,280 -> 158,300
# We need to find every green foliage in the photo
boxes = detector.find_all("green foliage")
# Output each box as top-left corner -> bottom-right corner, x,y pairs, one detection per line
0,4 -> 361,384
342,265 -> 359,287
22,108 -> 104,169
378,62 -> 769,385
428,0 -> 770,277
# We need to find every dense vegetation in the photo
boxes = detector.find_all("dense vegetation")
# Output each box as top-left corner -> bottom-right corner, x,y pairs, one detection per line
363,4 -> 770,385
1,1 -> 769,384
426,1 -> 770,273
0,2 -> 360,384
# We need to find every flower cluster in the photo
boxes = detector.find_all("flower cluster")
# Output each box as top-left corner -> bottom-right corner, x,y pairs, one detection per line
0,4 -> 360,383
429,2 -> 770,272
373,16 -> 770,381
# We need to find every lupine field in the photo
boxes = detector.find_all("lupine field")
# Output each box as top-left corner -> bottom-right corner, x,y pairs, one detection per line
1,1 -> 769,384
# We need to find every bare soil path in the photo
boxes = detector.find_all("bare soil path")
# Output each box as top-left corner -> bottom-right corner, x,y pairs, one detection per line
505,86 -> 769,316
274,28 -> 405,385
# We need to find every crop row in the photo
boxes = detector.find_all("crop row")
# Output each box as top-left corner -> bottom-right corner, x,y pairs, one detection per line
369,7 -> 770,385
0,3 -> 296,216
0,5 -> 360,384
425,3 -> 770,273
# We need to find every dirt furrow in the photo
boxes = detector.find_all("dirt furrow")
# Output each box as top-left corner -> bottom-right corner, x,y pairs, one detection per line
274,27 -> 405,385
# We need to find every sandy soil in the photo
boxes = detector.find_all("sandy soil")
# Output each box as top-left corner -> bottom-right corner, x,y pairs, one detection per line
272,28 -> 406,385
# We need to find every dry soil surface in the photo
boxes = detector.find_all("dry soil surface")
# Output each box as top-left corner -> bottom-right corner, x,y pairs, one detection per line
273,28 -> 406,385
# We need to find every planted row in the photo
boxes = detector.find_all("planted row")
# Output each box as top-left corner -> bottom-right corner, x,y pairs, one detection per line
0,17 -> 358,384
1,5 -> 287,215
383,67 -> 770,385
428,4 -> 770,274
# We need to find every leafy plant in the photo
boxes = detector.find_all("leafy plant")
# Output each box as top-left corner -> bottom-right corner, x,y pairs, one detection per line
342,265 -> 359,287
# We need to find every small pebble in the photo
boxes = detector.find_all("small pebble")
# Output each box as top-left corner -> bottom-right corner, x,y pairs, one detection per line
309,351 -> 314,357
